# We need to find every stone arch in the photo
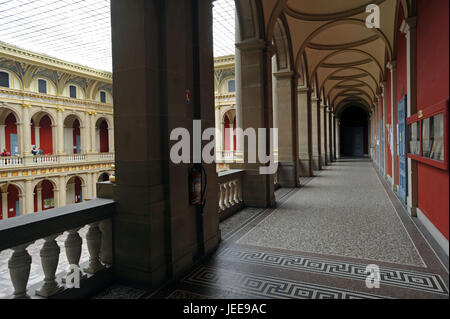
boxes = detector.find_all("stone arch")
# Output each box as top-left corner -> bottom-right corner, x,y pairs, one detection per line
235,0 -> 265,42
271,15 -> 294,72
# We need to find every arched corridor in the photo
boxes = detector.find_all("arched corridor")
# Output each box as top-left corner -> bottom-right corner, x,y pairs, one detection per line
0,184 -> 21,220
64,115 -> 82,155
339,105 -> 369,157
96,119 -> 110,153
66,176 -> 83,204
33,180 -> 55,212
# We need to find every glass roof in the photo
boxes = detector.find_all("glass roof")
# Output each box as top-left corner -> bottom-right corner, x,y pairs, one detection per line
0,0 -> 235,73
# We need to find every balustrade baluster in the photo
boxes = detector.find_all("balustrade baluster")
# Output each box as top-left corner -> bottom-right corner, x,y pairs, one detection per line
8,242 -> 34,299
63,228 -> 86,284
223,183 -> 230,208
228,182 -> 235,206
83,222 -> 104,274
218,183 -> 225,211
36,234 -> 63,297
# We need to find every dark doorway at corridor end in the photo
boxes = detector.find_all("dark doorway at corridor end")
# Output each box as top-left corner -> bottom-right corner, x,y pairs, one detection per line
339,105 -> 369,157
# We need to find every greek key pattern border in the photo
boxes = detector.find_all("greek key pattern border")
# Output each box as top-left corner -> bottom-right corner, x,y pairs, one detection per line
217,247 -> 449,295
184,265 -> 387,299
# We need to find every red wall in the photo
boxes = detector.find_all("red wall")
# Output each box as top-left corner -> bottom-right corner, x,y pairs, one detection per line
99,120 -> 109,153
5,113 -> 17,154
416,0 -> 449,240
0,185 -> 20,219
386,65 -> 393,178
31,120 -> 36,146
34,180 -> 54,212
73,119 -> 80,154
39,116 -> 53,154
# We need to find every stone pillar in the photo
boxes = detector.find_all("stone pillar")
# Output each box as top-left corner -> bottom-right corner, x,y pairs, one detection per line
36,187 -> 42,211
326,107 -> 332,163
24,180 -> 33,214
311,97 -> 321,170
90,113 -> 96,152
56,108 -> 64,155
111,0 -> 220,288
58,176 -> 66,208
108,127 -> 115,153
401,17 -> 418,217
335,116 -> 341,159
83,111 -> 91,153
320,103 -> 327,166
1,191 -> 8,220
387,61 -> 398,191
21,104 -> 32,156
234,38 -> 276,207
19,194 -> 25,217
234,10 -> 243,163
381,82 -> 388,177
273,71 -> 300,186
0,124 -> 5,151
297,87 -> 313,177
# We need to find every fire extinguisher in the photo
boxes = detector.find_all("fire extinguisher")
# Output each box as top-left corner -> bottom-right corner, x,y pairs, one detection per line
189,164 -> 207,207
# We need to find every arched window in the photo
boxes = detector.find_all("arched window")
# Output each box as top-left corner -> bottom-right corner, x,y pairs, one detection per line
0,71 -> 9,88
69,85 -> 77,98
100,91 -> 106,103
38,79 -> 47,94
228,79 -> 235,93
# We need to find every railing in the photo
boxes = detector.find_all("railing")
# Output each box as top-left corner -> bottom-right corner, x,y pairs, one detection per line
0,153 -> 114,169
218,169 -> 244,221
33,155 -> 58,164
0,198 -> 114,299
0,156 -> 23,167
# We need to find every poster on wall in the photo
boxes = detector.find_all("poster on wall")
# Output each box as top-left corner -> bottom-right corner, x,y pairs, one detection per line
43,198 -> 55,209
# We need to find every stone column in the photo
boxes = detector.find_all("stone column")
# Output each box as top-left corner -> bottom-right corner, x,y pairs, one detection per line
1,190 -> 8,220
320,103 -> 327,166
297,87 -> 313,177
111,0 -> 220,288
273,71 -> 300,186
24,180 -> 33,214
83,111 -> 91,153
108,127 -> 114,153
58,176 -> 66,208
21,104 -> 32,156
335,116 -> 341,159
401,17 -> 418,217
387,61 -> 398,191
36,187 -> 42,211
90,113 -> 96,153
326,107 -> 332,163
0,124 -> 5,151
234,38 -> 276,207
19,194 -> 25,217
311,97 -> 321,170
56,107 -> 64,155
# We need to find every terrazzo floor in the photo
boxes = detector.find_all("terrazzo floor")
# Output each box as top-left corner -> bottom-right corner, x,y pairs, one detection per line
95,158 -> 449,299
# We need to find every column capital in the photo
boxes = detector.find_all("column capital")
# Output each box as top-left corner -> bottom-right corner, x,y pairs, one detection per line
273,70 -> 295,79
56,107 -> 65,112
297,86 -> 310,94
400,17 -> 417,34
21,103 -> 32,109
235,39 -> 270,52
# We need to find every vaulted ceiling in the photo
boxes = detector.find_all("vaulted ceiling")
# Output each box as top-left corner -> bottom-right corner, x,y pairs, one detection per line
259,0 -> 410,113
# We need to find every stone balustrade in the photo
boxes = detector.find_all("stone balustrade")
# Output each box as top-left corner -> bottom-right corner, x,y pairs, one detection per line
218,169 -> 244,221
0,198 -> 114,299
0,153 -> 114,169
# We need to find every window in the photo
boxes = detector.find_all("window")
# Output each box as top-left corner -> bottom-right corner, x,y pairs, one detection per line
228,79 -> 235,92
38,79 -> 47,94
0,71 -> 9,88
69,85 -> 77,98
407,100 -> 448,170
100,91 -> 106,103
422,113 -> 444,162
408,122 -> 420,156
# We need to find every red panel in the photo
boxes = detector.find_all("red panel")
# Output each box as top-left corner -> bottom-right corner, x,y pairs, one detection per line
233,117 -> 237,151
75,177 -> 82,203
31,120 -> 36,146
39,116 -> 53,155
5,113 -> 17,154
99,120 -> 109,153
41,180 -> 54,211
415,0 -> 449,240
7,185 -> 19,218
386,66 -> 393,177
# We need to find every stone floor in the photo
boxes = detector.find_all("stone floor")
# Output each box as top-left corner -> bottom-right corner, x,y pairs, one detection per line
95,158 -> 449,299
1,159 -> 448,299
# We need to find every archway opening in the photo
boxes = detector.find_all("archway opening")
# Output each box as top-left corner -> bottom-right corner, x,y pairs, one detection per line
98,172 -> 110,182
0,184 -> 20,220
64,115 -> 81,154
67,176 -> 83,204
339,105 -> 369,157
96,119 -> 109,153
1,112 -> 18,156
31,114 -> 54,155
33,180 -> 55,212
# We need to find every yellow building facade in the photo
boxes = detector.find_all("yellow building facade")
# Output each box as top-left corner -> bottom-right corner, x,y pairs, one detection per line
0,42 -> 114,219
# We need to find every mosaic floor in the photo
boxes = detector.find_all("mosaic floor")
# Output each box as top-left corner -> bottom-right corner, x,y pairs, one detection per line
95,159 -> 449,299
